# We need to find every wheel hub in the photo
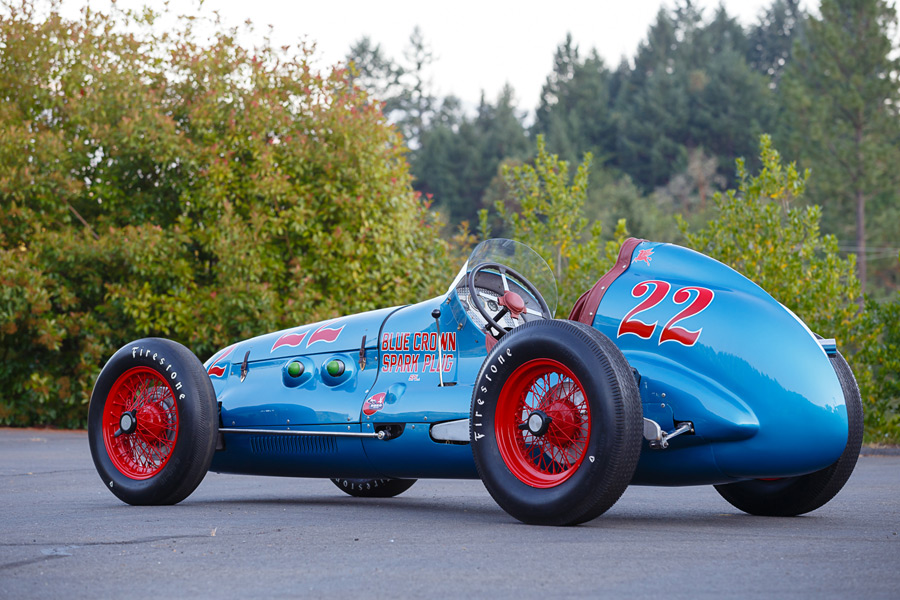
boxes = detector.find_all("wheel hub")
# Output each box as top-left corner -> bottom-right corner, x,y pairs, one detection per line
117,410 -> 137,436
137,399 -> 170,443
522,410 -> 552,436
544,399 -> 581,447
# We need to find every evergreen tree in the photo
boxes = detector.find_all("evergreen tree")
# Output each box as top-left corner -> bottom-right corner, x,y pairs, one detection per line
475,85 -> 532,177
533,35 -> 614,165
746,0 -> 805,85
396,26 -> 437,145
346,27 -> 436,146
412,86 -> 529,226
614,2 -> 773,191
779,0 -> 900,293
345,36 -> 404,113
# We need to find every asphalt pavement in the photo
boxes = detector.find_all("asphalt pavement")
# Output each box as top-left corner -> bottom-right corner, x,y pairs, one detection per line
1,428 -> 897,599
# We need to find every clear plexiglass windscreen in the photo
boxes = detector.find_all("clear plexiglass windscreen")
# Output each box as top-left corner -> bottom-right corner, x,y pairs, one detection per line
449,239 -> 558,329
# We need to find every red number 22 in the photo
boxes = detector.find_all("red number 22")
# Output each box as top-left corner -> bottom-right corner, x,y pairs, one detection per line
617,280 -> 714,347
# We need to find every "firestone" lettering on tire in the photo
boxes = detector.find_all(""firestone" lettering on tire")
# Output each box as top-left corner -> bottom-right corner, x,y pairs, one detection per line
132,346 -> 187,401
471,347 -> 512,442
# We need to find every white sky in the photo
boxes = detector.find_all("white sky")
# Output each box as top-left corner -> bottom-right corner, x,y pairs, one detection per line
70,0 -> 800,113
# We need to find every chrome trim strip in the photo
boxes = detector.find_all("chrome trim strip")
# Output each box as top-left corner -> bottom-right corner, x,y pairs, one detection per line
218,428 -> 381,439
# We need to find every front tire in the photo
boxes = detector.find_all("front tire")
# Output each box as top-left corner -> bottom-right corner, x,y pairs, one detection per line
88,338 -> 218,505
714,348 -> 863,516
330,478 -> 417,498
471,320 -> 643,526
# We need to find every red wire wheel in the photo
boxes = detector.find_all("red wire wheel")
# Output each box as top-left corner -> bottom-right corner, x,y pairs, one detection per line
89,337 -> 217,505
496,358 -> 590,488
470,319 -> 642,525
103,366 -> 179,480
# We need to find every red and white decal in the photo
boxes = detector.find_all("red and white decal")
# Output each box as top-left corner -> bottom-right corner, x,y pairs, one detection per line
207,344 -> 236,378
379,331 -> 457,373
362,392 -> 386,416
271,331 -> 308,353
618,280 -> 714,347
307,321 -> 345,347
659,287 -> 715,346
633,248 -> 654,265
618,280 -> 671,340
269,320 -> 346,354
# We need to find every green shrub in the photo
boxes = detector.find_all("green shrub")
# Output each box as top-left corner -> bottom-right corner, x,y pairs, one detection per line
493,135 -> 626,313
0,2 -> 447,427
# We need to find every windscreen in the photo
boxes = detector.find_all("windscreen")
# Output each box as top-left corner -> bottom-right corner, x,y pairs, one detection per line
449,238 -> 558,317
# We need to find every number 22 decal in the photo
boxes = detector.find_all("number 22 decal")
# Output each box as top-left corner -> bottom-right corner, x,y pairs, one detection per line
617,280 -> 715,347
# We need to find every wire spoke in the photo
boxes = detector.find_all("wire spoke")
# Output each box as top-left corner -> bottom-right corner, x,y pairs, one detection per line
104,367 -> 179,479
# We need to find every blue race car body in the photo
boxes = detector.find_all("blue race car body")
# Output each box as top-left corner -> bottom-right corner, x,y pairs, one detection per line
203,238 -> 848,485
586,240 -> 847,485
88,238 -> 860,524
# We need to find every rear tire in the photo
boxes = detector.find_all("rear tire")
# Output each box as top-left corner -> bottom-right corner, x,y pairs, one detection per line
714,348 -> 863,516
88,338 -> 218,505
471,320 -> 643,526
330,478 -> 416,498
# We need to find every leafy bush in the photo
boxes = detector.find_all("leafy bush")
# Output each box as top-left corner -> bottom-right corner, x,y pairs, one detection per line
855,296 -> 900,443
0,2 -> 447,427
492,135 -> 626,313
679,135 -> 863,341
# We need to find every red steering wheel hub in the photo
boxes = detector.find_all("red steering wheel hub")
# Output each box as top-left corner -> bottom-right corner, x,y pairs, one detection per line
498,290 -> 526,319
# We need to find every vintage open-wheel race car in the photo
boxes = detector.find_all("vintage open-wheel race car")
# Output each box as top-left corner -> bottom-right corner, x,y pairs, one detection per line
88,238 -> 862,525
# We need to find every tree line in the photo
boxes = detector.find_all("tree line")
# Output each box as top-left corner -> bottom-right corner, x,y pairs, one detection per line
348,0 -> 900,297
0,0 -> 896,442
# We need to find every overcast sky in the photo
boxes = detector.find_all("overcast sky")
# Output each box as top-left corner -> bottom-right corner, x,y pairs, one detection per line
71,0 -> 805,113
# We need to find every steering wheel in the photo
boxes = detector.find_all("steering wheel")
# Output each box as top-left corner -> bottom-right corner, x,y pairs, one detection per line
466,262 -> 553,340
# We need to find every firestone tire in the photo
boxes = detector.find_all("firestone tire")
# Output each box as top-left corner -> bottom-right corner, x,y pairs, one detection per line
88,338 -> 218,506
330,477 -> 417,498
470,319 -> 643,526
714,348 -> 863,516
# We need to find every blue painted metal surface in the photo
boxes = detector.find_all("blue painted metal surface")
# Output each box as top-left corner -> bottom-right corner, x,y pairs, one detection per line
206,238 -> 849,487
592,241 -> 848,485
208,297 -> 484,479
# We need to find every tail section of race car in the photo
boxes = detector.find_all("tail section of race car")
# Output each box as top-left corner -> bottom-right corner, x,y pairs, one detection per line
576,239 -> 851,486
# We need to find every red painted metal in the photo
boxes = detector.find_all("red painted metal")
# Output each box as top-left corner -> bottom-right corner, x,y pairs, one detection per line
569,237 -> 645,324
498,290 -> 526,319
103,367 -> 179,480
495,358 -> 590,488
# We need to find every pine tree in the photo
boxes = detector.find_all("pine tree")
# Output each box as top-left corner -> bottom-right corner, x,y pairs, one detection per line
533,35 -> 614,166
614,2 -> 773,191
779,0 -> 900,294
345,27 -> 437,146
412,86 -> 529,226
746,0 -> 805,85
